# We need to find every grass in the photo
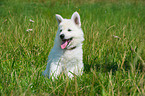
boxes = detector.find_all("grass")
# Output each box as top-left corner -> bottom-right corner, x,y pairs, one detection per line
0,0 -> 145,95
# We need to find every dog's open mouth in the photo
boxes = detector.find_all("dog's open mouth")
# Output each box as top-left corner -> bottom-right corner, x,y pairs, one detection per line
61,38 -> 73,49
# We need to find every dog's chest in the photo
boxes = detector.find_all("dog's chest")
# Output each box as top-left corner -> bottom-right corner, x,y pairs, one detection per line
61,50 -> 75,61
60,49 -> 81,66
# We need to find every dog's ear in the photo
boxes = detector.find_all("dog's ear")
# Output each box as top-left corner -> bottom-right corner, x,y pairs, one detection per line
55,14 -> 63,25
71,12 -> 81,27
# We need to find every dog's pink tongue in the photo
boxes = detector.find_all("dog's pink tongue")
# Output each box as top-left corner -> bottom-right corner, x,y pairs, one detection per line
61,41 -> 68,49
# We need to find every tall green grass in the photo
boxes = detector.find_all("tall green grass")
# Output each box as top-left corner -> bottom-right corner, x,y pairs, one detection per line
0,0 -> 145,95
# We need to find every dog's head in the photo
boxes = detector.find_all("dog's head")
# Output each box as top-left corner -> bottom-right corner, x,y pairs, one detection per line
55,12 -> 84,50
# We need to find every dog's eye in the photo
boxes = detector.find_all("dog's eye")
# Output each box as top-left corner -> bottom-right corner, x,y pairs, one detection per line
68,29 -> 72,32
60,29 -> 62,32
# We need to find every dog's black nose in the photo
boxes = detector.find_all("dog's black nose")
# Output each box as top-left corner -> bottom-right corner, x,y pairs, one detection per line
60,34 -> 65,39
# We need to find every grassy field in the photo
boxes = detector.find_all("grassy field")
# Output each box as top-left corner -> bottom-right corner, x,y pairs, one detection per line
0,0 -> 145,95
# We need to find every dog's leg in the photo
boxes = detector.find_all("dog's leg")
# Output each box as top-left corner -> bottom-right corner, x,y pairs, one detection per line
67,62 -> 84,78
50,63 -> 61,79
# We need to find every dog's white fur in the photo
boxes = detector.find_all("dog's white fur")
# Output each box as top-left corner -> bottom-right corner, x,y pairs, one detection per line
42,12 -> 84,79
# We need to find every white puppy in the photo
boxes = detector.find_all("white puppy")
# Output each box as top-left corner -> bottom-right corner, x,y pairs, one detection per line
42,12 -> 84,79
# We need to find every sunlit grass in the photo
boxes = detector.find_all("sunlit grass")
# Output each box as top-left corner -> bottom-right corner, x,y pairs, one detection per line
0,0 -> 145,95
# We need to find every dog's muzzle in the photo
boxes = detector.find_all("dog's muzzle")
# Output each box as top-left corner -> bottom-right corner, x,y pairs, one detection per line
60,34 -> 73,49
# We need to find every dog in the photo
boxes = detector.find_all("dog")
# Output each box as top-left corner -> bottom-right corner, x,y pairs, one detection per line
42,12 -> 84,79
